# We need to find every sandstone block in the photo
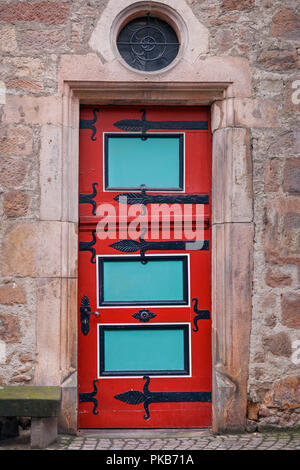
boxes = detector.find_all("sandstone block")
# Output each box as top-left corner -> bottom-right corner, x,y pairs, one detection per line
31,417 -> 58,449
247,401 -> 259,420
21,29 -> 67,54
216,29 -> 234,52
0,25 -> 17,52
213,128 -> 253,223
1,222 -> 62,278
6,79 -> 42,93
269,8 -> 300,41
283,158 -> 300,194
264,198 -> 300,265
34,278 -> 62,386
234,98 -> 279,128
40,125 -> 62,221
19,353 -> 33,363
281,293 -> 300,329
258,51 -> 299,71
0,125 -> 33,156
265,269 -> 292,287
264,376 -> 300,409
221,0 -> 254,11
0,157 -> 28,188
3,190 -> 30,218
0,314 -> 21,343
2,57 -> 44,78
0,2 -> 69,24
263,332 -> 292,357
4,95 -> 62,126
264,159 -> 280,192
0,282 -> 26,305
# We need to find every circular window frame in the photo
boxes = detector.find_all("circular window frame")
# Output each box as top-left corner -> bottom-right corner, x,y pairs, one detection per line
110,2 -> 188,75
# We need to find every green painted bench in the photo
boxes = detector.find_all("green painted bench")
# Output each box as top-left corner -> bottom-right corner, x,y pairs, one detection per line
0,386 -> 61,449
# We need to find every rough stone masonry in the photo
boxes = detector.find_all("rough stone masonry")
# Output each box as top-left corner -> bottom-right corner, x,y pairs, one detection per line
0,0 -> 299,432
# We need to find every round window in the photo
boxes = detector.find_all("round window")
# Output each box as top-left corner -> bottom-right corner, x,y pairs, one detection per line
117,14 -> 180,72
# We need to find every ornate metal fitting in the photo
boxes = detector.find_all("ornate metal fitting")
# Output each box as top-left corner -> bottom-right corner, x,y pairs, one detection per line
133,309 -> 157,322
79,182 -> 98,215
79,109 -> 99,141
80,295 -> 100,336
79,379 -> 99,415
79,230 -> 97,264
115,376 -> 211,420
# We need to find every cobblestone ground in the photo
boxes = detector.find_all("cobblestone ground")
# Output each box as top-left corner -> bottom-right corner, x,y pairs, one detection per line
53,433 -> 300,450
1,430 -> 300,451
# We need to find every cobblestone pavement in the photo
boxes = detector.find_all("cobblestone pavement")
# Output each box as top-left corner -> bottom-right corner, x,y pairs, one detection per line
1,429 -> 300,450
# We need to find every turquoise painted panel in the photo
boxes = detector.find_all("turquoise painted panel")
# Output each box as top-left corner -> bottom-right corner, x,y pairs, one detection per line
102,259 -> 184,303
106,136 -> 181,189
103,328 -> 185,372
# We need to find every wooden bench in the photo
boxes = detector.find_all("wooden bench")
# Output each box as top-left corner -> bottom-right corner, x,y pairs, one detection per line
0,386 -> 61,449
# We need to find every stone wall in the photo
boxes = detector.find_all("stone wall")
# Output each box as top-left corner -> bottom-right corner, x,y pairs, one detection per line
0,0 -> 299,431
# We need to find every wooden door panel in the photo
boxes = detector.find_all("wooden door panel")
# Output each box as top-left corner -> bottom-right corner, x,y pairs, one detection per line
78,106 -> 212,428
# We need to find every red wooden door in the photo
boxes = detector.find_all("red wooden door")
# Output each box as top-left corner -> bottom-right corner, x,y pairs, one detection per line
78,106 -> 212,428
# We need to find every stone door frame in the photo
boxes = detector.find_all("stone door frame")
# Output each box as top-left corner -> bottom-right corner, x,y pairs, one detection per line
56,76 -> 253,434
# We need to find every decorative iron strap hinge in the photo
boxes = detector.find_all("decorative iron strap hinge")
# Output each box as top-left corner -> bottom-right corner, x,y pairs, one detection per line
79,379 -> 99,415
114,109 -> 208,139
110,237 -> 209,262
115,376 -> 211,420
114,185 -> 209,207
79,109 -> 99,141
79,182 -> 98,215
192,298 -> 210,332
79,230 -> 97,264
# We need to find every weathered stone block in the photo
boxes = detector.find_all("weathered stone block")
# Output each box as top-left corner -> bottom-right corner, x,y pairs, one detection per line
263,332 -> 292,357
0,157 -> 28,188
0,282 -> 26,305
281,293 -> 300,329
0,25 -> 17,53
234,98 -> 279,128
21,29 -> 67,54
212,222 -> 253,432
0,125 -> 33,156
269,8 -> 300,40
283,158 -> 300,194
31,417 -> 58,449
1,222 -> 63,278
264,198 -> 300,266
40,125 -> 62,221
34,278 -> 63,385
247,401 -> 259,420
264,159 -> 280,192
58,372 -> 77,434
221,0 -> 254,11
6,78 -> 42,93
264,376 -> 300,410
258,51 -> 299,71
2,57 -> 44,78
265,269 -> 292,287
3,190 -> 30,218
0,313 -> 21,343
0,2 -> 69,24
4,95 -> 62,126
213,128 -> 253,223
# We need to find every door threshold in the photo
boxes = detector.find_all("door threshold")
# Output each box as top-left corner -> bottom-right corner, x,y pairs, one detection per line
77,428 -> 212,439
